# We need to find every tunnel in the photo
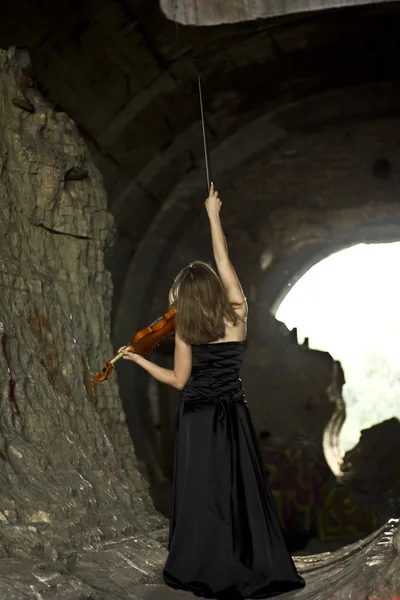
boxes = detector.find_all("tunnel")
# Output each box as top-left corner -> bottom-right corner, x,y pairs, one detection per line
0,0 -> 399,598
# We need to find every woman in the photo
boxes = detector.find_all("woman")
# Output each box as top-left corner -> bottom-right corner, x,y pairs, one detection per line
119,184 -> 305,599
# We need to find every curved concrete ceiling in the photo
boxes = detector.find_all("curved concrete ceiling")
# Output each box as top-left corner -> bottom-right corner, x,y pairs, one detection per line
2,0 -> 400,309
160,0 -> 398,26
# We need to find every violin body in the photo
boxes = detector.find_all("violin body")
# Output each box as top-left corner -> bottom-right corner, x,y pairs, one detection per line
131,306 -> 176,355
95,306 -> 176,382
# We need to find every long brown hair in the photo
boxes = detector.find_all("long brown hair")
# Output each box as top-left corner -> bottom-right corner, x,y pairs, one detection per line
169,260 -> 242,345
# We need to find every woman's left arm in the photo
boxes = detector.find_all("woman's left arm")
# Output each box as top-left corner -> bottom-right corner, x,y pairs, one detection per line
119,333 -> 192,390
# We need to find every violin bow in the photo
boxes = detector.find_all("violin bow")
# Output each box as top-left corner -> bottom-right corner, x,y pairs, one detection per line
198,76 -> 213,192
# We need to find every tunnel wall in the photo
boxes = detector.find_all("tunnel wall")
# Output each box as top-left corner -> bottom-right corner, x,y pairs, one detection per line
114,82 -> 400,537
0,48 -> 165,562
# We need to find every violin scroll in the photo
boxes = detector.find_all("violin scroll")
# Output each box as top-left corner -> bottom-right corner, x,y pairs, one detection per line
95,362 -> 113,382
95,343 -> 134,382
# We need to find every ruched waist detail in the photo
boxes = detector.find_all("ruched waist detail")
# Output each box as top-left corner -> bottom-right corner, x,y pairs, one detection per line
181,375 -> 244,403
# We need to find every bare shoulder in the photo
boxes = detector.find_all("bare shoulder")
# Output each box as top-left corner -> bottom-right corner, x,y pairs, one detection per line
223,304 -> 247,342
173,332 -> 192,389
233,298 -> 248,321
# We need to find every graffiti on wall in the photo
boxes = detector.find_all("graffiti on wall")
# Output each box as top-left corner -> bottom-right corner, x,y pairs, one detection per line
260,436 -> 379,542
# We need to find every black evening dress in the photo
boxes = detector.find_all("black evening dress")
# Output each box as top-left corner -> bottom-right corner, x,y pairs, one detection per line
163,341 -> 305,599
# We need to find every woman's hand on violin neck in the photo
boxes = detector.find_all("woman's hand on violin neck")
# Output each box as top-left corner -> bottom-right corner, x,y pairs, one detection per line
118,346 -> 141,363
205,183 -> 221,217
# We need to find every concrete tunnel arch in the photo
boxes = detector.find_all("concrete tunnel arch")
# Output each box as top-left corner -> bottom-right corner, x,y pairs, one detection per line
112,80 -> 400,488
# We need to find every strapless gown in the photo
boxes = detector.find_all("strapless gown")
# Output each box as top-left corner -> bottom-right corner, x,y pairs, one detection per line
163,341 -> 305,599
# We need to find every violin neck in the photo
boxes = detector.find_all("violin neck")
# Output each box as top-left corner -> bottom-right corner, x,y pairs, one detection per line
110,352 -> 123,365
111,344 -> 133,365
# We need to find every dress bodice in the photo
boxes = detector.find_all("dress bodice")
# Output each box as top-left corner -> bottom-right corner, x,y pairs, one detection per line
181,341 -> 245,402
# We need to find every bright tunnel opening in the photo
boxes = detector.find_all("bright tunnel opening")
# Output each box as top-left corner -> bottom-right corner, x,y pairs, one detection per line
275,242 -> 400,454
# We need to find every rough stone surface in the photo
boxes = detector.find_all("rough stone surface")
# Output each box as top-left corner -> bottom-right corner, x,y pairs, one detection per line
0,519 -> 397,599
159,0 -> 396,26
0,49 -> 165,567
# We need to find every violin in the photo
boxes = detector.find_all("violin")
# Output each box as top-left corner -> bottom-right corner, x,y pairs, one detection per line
95,306 -> 176,382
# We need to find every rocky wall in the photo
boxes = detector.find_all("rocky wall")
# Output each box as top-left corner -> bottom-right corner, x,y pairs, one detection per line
0,49 -> 165,564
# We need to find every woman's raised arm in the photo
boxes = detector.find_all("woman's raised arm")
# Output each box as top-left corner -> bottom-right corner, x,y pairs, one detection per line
205,184 -> 247,318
